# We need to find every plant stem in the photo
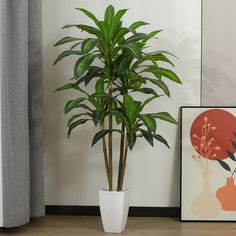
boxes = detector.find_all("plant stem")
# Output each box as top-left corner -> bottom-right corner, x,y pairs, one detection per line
117,123 -> 125,191
118,140 -> 128,191
108,82 -> 113,191
100,124 -> 110,187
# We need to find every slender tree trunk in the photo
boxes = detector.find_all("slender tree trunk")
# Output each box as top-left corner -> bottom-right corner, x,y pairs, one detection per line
118,140 -> 128,191
117,123 -> 125,191
108,82 -> 113,191
100,124 -> 110,187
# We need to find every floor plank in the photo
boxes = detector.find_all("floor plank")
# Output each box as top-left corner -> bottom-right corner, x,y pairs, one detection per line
0,216 -> 236,236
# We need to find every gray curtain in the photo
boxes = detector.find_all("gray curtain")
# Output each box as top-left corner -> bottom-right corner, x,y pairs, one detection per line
0,0 -> 44,227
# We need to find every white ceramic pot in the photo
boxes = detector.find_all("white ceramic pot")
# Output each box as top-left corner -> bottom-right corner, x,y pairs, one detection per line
99,188 -> 129,233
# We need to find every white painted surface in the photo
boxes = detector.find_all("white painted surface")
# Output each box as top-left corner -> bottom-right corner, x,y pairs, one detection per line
202,0 -> 236,105
42,0 -> 201,206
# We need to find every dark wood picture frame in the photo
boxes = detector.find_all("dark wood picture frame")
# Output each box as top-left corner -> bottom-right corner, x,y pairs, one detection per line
181,106 -> 236,222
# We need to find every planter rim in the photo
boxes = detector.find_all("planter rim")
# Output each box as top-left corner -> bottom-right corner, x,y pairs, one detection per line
100,187 -> 130,192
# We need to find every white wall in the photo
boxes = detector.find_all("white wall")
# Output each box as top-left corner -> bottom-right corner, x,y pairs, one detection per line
202,0 -> 236,105
42,0 -> 201,207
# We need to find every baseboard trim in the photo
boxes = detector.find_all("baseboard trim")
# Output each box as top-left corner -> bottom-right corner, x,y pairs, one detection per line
45,205 -> 180,217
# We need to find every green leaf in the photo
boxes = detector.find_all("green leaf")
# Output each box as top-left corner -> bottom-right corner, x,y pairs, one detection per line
54,83 -> 87,94
139,129 -> 154,146
91,93 -> 110,99
110,9 -> 127,38
75,8 -> 100,27
95,79 -> 104,94
127,132 -> 137,150
129,21 -> 149,30
92,110 -> 106,126
148,29 -> 163,37
138,114 -> 156,133
98,21 -> 110,42
85,67 -> 101,86
146,78 -> 170,97
125,33 -> 147,44
112,27 -> 130,45
64,98 -> 86,114
153,134 -> 170,148
115,112 -> 123,125
226,150 -> 236,161
142,29 -> 163,44
151,112 -> 177,124
68,119 -> 88,138
120,43 -> 142,59
155,50 -> 179,59
105,5 -> 115,26
53,50 -> 84,65
123,95 -> 141,124
158,67 -> 182,84
113,111 -> 129,129
76,104 -> 93,112
70,41 -> 82,49
137,88 -> 158,96
92,129 -> 110,146
67,113 -> 92,126
74,54 -> 96,79
54,36 -> 83,47
233,132 -> 236,138
217,160 -> 231,171
132,55 -> 155,69
63,24 -> 101,37
54,83 -> 74,92
111,9 -> 128,34
140,96 -> 158,110
87,96 -> 100,110
123,95 -> 135,122
76,66 -> 101,86
81,38 -> 97,53
143,65 -> 161,78
151,53 -> 174,66
92,129 -> 125,146
133,53 -> 174,68
144,66 -> 181,83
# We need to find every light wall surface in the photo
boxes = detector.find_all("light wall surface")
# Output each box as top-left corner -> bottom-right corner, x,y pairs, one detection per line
202,0 -> 236,105
42,0 -> 201,207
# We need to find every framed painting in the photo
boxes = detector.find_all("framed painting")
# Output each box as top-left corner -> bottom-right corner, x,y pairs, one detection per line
181,106 -> 236,221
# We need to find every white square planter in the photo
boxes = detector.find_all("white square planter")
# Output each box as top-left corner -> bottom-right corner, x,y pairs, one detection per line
99,188 -> 129,233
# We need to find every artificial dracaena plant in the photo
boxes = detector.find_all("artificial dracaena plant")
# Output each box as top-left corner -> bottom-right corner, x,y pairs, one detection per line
53,5 -> 181,191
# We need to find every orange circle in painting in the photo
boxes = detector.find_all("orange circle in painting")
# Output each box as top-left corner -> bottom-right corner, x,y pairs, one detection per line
190,109 -> 236,160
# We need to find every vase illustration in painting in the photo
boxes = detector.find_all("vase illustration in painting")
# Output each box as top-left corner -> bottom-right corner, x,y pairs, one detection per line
191,170 -> 222,218
216,177 -> 236,211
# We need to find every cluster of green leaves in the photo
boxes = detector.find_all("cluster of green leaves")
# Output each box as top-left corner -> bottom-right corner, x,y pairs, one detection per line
53,5 -> 181,150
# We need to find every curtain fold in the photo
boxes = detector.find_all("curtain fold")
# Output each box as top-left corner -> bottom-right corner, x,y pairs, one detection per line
0,0 -> 44,227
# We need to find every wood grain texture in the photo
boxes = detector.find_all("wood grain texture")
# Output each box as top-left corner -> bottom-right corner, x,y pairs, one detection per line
1,216 -> 236,236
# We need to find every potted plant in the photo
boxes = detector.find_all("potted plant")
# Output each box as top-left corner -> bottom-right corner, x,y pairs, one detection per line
53,5 -> 181,233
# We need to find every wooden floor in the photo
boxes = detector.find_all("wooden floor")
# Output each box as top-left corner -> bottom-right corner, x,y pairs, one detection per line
0,216 -> 236,236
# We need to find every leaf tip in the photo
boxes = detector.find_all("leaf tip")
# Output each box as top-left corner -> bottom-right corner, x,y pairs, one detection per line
52,60 -> 57,66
